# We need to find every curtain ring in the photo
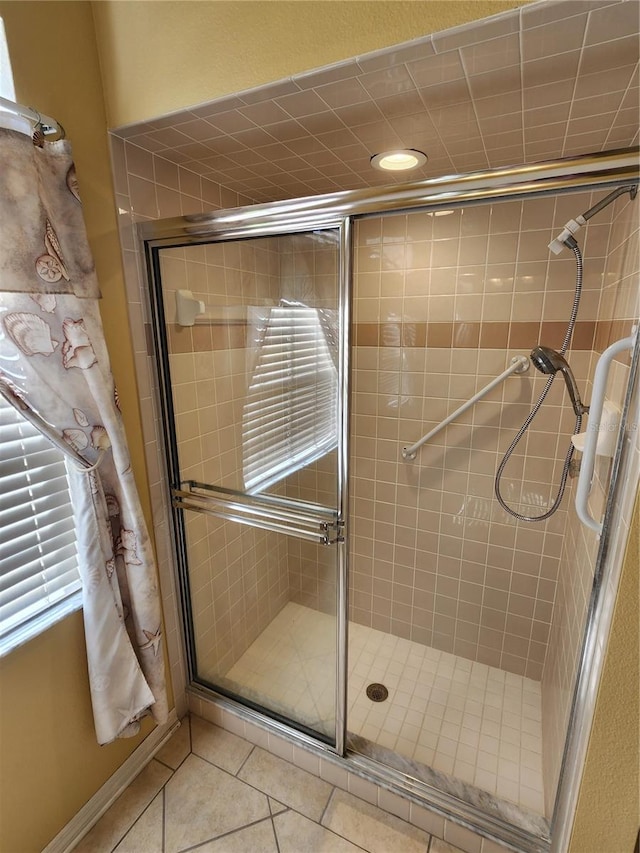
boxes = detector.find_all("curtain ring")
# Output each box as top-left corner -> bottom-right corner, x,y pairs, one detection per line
31,108 -> 66,146
72,448 -> 107,473
32,111 -> 45,148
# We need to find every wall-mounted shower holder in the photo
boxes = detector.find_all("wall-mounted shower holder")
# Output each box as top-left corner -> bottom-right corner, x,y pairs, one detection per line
570,399 -> 621,458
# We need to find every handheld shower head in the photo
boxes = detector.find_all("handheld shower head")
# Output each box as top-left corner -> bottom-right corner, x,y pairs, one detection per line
530,345 -> 566,375
530,346 -> 589,417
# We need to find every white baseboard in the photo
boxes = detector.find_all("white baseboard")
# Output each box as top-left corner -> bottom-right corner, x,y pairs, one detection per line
43,710 -> 180,853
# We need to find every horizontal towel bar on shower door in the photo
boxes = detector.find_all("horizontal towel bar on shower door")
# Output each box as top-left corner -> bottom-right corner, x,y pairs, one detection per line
183,479 -> 338,520
172,483 -> 341,545
401,355 -> 530,460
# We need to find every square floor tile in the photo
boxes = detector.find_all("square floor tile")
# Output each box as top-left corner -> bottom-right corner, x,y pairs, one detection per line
322,789 -> 431,853
164,754 -> 270,852
191,714 -> 253,774
238,747 -> 333,822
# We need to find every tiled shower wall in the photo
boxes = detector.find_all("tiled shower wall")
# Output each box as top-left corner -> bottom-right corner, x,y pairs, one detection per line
541,192 -> 639,814
349,191 -> 619,681
109,136 -> 256,709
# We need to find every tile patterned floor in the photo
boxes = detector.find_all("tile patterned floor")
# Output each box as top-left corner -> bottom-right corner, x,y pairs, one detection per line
223,602 -> 544,814
71,715 -> 486,853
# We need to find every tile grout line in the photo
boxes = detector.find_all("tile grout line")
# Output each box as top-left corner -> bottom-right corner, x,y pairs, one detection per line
270,814 -> 282,853
107,778 -> 168,853
159,723 -> 192,853
160,759 -> 179,853
175,815 -> 277,853
319,785 -> 336,826
235,742 -> 256,777
161,787 -> 167,853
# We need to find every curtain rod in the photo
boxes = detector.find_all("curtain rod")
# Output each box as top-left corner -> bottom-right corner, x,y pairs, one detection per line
0,94 -> 64,139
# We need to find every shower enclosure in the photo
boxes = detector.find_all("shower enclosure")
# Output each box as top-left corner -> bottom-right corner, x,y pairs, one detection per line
141,149 -> 639,853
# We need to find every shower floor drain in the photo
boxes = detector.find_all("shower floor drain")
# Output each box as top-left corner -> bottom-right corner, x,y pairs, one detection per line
366,683 -> 389,702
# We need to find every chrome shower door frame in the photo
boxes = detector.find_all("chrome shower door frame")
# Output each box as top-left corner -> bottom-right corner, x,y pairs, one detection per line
142,214 -> 352,756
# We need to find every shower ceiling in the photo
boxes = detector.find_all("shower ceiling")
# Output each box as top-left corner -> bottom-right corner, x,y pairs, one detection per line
115,0 -> 639,204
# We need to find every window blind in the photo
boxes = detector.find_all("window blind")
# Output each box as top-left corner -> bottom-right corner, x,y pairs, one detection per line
0,394 -> 81,649
242,303 -> 338,494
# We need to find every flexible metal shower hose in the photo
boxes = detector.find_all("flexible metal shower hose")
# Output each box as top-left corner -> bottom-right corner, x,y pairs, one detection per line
494,242 -> 584,521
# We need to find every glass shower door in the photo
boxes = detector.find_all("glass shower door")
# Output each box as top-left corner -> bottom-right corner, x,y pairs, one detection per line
150,224 -> 347,747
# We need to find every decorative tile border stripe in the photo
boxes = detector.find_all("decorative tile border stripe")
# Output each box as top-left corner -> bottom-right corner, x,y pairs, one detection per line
594,318 -> 637,353
167,322 -> 248,353
355,320 -> 634,352
157,319 -> 634,356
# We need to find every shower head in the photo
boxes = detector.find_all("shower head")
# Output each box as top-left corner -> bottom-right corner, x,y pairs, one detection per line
530,346 -> 589,417
530,345 -> 566,375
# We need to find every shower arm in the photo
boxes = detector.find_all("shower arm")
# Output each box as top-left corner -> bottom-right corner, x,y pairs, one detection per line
549,183 -> 638,254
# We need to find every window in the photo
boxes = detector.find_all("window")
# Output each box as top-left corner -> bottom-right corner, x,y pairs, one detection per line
0,18 -> 16,101
0,22 -> 81,655
0,394 -> 81,655
242,302 -> 338,494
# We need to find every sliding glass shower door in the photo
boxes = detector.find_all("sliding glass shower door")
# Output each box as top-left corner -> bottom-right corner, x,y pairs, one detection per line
147,222 -> 349,748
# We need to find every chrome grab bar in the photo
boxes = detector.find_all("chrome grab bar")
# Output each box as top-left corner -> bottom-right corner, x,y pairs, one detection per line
402,355 -> 530,460
172,481 -> 340,545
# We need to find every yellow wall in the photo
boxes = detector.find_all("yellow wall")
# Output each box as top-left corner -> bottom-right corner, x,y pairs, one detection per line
0,3 -> 156,851
569,491 -> 639,853
92,0 -> 530,128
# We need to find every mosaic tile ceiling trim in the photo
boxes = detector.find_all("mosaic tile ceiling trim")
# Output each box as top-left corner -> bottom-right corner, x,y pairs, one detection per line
114,0 -> 639,204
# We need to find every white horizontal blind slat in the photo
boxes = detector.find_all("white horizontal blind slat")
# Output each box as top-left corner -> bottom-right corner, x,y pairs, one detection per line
0,395 -> 81,643
243,304 -> 338,493
2,550 -> 79,607
1,524 -> 78,577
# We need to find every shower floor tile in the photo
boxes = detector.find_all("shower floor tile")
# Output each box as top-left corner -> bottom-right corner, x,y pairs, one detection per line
223,602 -> 544,815
223,601 -> 337,737
348,619 -> 544,815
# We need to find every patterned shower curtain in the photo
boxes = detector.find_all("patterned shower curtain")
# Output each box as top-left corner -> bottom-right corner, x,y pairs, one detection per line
0,126 -> 168,744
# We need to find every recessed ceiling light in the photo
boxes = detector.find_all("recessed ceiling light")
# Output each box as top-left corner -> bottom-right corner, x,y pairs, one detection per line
370,149 -> 428,172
